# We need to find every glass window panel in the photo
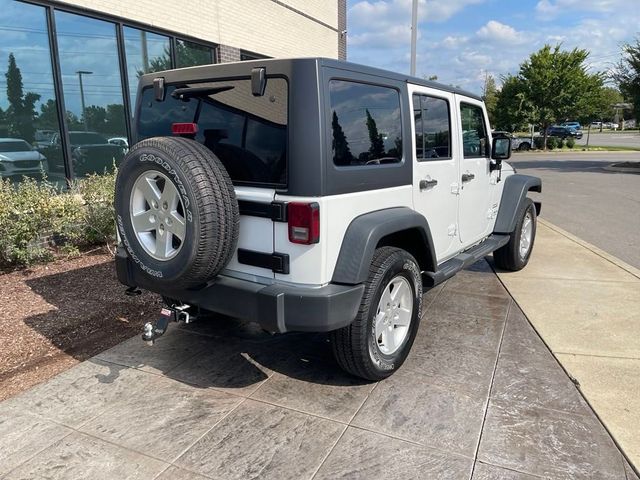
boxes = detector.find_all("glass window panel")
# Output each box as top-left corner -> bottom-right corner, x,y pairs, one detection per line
55,10 -> 127,177
460,103 -> 488,158
123,27 -> 170,112
176,39 -> 213,68
413,94 -> 451,161
329,80 -> 402,166
0,0 -> 63,183
137,77 -> 288,186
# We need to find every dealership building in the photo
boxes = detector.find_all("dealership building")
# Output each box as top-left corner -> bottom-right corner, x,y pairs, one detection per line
0,0 -> 346,183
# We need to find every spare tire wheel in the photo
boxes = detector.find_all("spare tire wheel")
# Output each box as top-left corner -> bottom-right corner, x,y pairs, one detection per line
115,137 -> 239,289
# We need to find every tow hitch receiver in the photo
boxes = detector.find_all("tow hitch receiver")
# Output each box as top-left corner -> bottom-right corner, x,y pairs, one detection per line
142,304 -> 194,345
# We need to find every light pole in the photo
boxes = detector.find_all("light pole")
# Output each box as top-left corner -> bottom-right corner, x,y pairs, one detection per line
76,70 -> 93,132
410,0 -> 418,76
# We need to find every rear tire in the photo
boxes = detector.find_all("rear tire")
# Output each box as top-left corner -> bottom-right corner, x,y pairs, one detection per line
494,197 -> 536,271
331,247 -> 422,381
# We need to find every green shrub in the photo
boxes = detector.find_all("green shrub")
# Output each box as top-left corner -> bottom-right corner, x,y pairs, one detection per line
547,137 -> 558,150
556,137 -> 564,149
0,169 -> 117,268
534,137 -> 545,150
566,137 -> 575,149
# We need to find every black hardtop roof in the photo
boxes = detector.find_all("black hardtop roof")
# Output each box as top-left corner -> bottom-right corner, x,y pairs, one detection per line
141,57 -> 482,101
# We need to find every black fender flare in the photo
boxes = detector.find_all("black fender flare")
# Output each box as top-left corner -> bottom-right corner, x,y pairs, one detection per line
494,174 -> 542,234
331,207 -> 437,285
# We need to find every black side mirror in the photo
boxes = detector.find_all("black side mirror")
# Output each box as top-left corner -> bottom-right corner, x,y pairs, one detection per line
491,135 -> 511,162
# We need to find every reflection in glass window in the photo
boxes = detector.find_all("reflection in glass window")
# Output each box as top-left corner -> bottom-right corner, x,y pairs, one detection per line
413,94 -> 451,160
0,0 -> 62,182
137,77 -> 288,186
329,80 -> 402,166
123,27 -> 170,111
55,10 -> 127,177
461,103 -> 488,158
176,40 -> 213,68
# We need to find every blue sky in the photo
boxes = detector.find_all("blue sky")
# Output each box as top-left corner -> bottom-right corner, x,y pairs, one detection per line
346,0 -> 640,94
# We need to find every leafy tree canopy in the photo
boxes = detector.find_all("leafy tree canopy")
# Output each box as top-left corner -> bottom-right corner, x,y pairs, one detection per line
612,36 -> 640,120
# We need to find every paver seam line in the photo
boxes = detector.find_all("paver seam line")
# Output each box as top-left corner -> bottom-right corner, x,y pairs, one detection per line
474,460 -> 548,479
490,260 -> 640,478
307,424 -> 349,480
468,299 -> 511,480
343,424 -> 475,461
555,352 -> 640,362
1,426 -> 76,478
170,396 -> 250,466
151,463 -> 173,480
538,218 -> 640,280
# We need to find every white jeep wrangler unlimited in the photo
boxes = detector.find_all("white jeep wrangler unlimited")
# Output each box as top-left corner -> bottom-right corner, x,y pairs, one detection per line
115,58 -> 541,381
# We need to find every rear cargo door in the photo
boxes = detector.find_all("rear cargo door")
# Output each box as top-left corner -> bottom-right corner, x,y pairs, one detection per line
136,76 -> 289,280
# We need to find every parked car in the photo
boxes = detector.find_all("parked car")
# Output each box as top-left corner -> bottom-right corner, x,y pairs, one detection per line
603,122 -> 619,130
46,131 -> 126,176
493,131 -> 532,151
561,121 -> 581,131
114,58 -> 541,380
0,138 -> 48,179
547,125 -> 583,139
108,137 -> 129,153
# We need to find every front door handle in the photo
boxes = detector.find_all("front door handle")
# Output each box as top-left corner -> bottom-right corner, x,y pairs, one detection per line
461,172 -> 475,183
419,178 -> 438,190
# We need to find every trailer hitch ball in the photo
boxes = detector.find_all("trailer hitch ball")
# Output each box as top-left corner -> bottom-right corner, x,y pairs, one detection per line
142,322 -> 155,346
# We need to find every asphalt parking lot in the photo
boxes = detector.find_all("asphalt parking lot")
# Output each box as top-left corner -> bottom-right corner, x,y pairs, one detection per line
1,259 -> 635,480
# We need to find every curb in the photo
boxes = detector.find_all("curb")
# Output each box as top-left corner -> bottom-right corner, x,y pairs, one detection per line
538,218 -> 640,280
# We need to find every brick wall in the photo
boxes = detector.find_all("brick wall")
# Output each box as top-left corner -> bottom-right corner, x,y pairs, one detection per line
218,45 -> 241,63
55,0 -> 340,59
338,0 -> 347,60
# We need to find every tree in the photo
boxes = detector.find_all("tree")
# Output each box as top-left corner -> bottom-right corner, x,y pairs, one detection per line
5,53 -> 40,143
612,36 -> 640,120
38,99 -> 59,130
482,74 -> 498,127
365,109 -> 385,160
493,75 -> 528,132
105,104 -> 126,135
514,45 -> 604,148
591,87 -> 623,128
82,105 -> 106,131
331,111 -> 353,164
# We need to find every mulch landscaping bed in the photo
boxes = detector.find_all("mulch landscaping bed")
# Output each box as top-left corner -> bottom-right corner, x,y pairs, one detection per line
0,250 -> 160,401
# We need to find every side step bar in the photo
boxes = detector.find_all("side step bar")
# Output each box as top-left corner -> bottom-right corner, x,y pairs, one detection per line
423,234 -> 510,287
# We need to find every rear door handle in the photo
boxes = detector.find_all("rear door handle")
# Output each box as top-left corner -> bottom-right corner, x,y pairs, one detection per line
461,172 -> 475,183
419,178 -> 438,190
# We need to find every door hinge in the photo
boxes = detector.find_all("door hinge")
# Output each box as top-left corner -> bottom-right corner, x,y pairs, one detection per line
447,224 -> 457,237
450,183 -> 460,195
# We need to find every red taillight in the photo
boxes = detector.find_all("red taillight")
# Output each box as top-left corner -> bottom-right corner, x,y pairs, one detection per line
171,122 -> 198,135
288,202 -> 320,245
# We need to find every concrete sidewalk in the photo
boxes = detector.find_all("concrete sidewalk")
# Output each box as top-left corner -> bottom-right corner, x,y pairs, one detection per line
495,218 -> 640,471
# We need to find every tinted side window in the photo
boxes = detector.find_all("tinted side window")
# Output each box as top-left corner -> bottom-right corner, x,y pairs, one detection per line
330,80 -> 402,166
137,77 -> 288,186
460,103 -> 488,158
413,94 -> 451,160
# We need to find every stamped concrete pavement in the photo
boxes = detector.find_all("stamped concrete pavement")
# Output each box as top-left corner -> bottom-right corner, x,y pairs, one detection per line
1,260 -> 636,479
495,219 -> 640,473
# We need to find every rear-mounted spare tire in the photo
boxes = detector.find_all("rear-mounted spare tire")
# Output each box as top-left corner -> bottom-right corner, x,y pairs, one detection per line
115,137 -> 239,289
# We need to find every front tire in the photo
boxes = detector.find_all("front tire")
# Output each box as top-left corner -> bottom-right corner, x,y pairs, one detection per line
331,247 -> 422,381
494,197 -> 537,271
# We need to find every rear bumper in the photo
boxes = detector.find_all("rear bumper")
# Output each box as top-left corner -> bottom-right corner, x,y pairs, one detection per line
115,247 -> 364,333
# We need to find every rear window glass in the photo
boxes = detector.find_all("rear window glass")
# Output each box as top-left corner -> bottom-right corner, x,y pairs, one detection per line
329,80 -> 402,167
137,77 -> 288,187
